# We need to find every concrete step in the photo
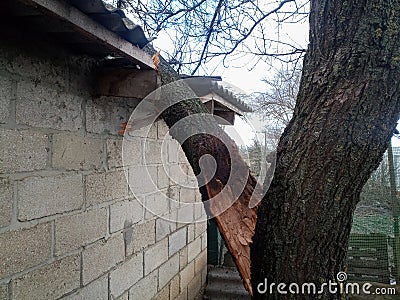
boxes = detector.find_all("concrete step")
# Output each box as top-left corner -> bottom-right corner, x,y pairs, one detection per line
204,267 -> 251,300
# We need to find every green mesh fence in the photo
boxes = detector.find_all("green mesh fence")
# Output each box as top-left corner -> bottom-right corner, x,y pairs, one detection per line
347,145 -> 400,284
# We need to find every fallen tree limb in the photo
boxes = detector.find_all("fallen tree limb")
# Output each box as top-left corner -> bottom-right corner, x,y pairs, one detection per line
143,44 -> 261,295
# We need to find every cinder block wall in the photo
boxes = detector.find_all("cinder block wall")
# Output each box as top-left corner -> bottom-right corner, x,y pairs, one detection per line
0,39 -> 207,300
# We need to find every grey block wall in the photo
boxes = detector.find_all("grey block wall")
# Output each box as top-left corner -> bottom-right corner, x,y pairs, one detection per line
0,39 -> 207,300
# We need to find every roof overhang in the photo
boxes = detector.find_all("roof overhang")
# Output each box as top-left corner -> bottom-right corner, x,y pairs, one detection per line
181,75 -> 252,125
1,0 -> 154,69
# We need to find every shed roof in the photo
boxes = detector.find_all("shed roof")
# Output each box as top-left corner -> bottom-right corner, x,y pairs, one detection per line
0,0 -> 153,69
66,0 -> 148,48
181,75 -> 253,114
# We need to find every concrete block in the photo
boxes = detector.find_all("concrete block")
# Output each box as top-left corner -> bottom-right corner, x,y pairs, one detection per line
194,249 -> 207,274
169,274 -> 180,299
144,238 -> 168,275
105,170 -> 129,200
12,254 -> 80,300
179,246 -> 188,271
117,291 -> 129,300
157,165 -> 170,190
0,178 -> 12,227
67,55 -> 97,96
86,170 -> 129,206
195,190 -> 202,201
110,199 -> 143,233
52,133 -> 103,170
128,166 -> 158,196
64,276 -> 108,300
108,137 -> 142,168
201,233 -> 207,251
144,192 -> 169,219
168,185 -> 180,203
157,120 -> 171,139
187,224 -> 195,243
187,272 -> 202,300
177,205 -> 195,225
109,253 -> 143,298
156,218 -> 176,242
127,122 -> 157,139
18,174 -> 83,221
159,253 -> 179,290
194,202 -> 205,221
187,238 -> 201,263
0,129 -> 48,173
180,187 -> 197,204
169,227 -> 187,256
106,138 -> 122,169
16,81 -> 82,131
86,97 -> 131,135
6,45 -> 68,87
195,221 -> 207,238
0,76 -> 11,123
0,284 -> 8,300
55,208 -> 107,255
129,270 -> 158,300
144,140 -> 163,165
178,149 -> 189,163
168,140 -> 180,163
180,261 -> 195,292
175,290 -> 188,300
104,170 -> 129,200
201,266 -> 207,288
0,223 -> 51,278
82,234 -> 125,284
154,284 -> 170,300
124,220 -> 156,256
169,165 -> 188,186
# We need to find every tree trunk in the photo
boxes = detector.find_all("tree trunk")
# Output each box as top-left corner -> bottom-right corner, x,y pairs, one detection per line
143,46 -> 261,295
251,1 -> 400,299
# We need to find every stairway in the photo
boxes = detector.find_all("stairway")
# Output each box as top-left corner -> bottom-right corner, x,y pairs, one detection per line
204,266 -> 251,300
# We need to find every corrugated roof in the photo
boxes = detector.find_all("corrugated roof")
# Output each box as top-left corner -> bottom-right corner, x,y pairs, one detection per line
181,75 -> 252,113
67,0 -> 148,48
0,0 -> 153,68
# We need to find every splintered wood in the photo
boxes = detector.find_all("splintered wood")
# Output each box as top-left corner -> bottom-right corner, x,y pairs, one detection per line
151,51 -> 161,72
204,160 -> 261,296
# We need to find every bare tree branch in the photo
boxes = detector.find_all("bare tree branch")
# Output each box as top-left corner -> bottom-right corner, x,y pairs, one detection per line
106,0 -> 309,75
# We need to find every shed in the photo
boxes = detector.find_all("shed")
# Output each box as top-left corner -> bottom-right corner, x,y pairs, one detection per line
0,1 -> 207,299
181,75 -> 252,125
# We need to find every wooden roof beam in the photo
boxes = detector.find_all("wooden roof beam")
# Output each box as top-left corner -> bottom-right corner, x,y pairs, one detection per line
97,68 -> 160,99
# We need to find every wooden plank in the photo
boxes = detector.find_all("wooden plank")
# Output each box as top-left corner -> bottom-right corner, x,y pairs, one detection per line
349,241 -> 388,250
346,233 -> 390,284
348,267 -> 389,277
347,273 -> 389,284
347,248 -> 385,258
97,69 -> 158,99
349,233 -> 388,245
19,0 -> 154,69
200,93 -> 245,116
214,110 -> 235,125
347,258 -> 389,269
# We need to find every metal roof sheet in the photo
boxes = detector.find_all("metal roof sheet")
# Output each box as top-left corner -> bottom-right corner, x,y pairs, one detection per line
0,0 -> 153,68
67,0 -> 148,48
181,75 -> 252,113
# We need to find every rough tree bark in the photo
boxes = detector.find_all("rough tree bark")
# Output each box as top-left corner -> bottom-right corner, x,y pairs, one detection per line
251,1 -> 400,299
143,46 -> 261,295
